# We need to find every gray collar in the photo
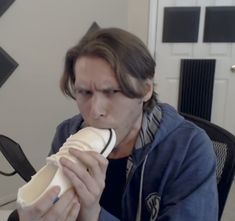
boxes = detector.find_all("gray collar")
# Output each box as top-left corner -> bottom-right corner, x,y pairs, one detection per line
135,105 -> 162,149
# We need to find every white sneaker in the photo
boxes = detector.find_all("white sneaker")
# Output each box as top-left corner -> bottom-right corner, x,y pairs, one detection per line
17,127 -> 116,208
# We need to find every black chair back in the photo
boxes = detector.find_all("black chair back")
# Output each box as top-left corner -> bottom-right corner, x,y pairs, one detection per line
181,113 -> 235,220
0,134 -> 36,182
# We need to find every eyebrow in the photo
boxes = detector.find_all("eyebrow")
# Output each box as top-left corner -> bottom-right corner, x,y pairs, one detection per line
74,84 -> 120,91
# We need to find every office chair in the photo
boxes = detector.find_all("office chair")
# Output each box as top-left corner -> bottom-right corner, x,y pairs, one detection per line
0,134 -> 36,182
181,113 -> 235,220
0,135 -> 37,221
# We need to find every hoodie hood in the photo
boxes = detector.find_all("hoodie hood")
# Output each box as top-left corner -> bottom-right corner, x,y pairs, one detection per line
131,103 -> 185,164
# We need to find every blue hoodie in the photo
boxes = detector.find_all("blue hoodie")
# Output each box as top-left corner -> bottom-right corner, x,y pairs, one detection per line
50,103 -> 218,221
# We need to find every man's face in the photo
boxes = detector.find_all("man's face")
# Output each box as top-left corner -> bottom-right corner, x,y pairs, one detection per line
74,56 -> 147,147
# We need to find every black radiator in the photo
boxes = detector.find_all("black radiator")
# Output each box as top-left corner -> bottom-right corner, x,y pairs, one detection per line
178,59 -> 216,121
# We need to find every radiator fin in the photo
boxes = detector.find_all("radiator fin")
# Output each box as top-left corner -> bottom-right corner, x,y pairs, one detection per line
178,59 -> 216,121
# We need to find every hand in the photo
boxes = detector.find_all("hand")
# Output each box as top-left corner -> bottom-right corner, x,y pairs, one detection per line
18,187 -> 80,221
60,149 -> 108,221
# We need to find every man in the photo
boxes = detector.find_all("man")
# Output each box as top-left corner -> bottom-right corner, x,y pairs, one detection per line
17,27 -> 218,221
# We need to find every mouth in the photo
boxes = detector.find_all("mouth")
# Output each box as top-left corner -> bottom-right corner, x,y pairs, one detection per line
84,122 -> 115,130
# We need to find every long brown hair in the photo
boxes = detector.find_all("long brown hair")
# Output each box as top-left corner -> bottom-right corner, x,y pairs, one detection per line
60,28 -> 158,112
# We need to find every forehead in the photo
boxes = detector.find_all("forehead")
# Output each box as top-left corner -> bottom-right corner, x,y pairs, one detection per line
74,56 -> 119,87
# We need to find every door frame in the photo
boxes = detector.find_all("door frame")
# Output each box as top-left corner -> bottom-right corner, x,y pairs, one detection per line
148,0 -> 158,59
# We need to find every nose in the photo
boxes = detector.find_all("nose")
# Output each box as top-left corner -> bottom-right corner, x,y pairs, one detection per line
89,94 -> 106,119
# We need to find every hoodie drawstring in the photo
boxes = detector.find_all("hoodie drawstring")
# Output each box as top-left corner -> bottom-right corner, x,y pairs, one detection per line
135,154 -> 149,221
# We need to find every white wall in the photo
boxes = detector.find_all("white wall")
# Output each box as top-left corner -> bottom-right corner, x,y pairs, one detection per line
0,0 -> 149,206
128,0 -> 149,44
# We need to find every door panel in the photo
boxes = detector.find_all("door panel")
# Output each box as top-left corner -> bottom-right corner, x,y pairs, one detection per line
149,0 -> 235,135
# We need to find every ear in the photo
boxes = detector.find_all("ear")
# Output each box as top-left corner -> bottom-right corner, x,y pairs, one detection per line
143,79 -> 153,102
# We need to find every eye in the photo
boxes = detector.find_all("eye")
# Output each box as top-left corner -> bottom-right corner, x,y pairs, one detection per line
75,89 -> 92,97
103,89 -> 122,96
104,89 -> 119,94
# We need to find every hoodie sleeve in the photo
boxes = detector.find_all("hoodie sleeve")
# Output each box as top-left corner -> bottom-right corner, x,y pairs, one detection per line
157,131 -> 218,221
49,115 -> 82,155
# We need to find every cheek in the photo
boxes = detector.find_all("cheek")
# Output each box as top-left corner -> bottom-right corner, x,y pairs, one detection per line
76,100 -> 88,115
115,99 -> 143,122
114,101 -> 143,138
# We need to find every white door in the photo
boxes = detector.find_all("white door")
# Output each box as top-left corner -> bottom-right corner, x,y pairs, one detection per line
148,0 -> 235,135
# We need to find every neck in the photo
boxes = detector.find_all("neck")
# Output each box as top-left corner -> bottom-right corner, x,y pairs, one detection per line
108,133 -> 138,159
108,116 -> 143,159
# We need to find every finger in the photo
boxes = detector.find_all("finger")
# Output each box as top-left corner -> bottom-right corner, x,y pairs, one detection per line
69,149 -> 108,180
85,151 -> 109,177
62,166 -> 91,196
58,196 -> 80,221
60,150 -> 107,205
25,186 -> 61,218
60,157 -> 101,198
69,148 -> 108,167
66,202 -> 80,221
60,156 -> 93,186
62,166 -> 101,207
77,150 -> 109,171
43,189 -> 75,221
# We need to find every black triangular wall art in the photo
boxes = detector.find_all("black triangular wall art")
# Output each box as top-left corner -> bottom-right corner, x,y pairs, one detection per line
0,0 -> 15,17
0,47 -> 18,87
